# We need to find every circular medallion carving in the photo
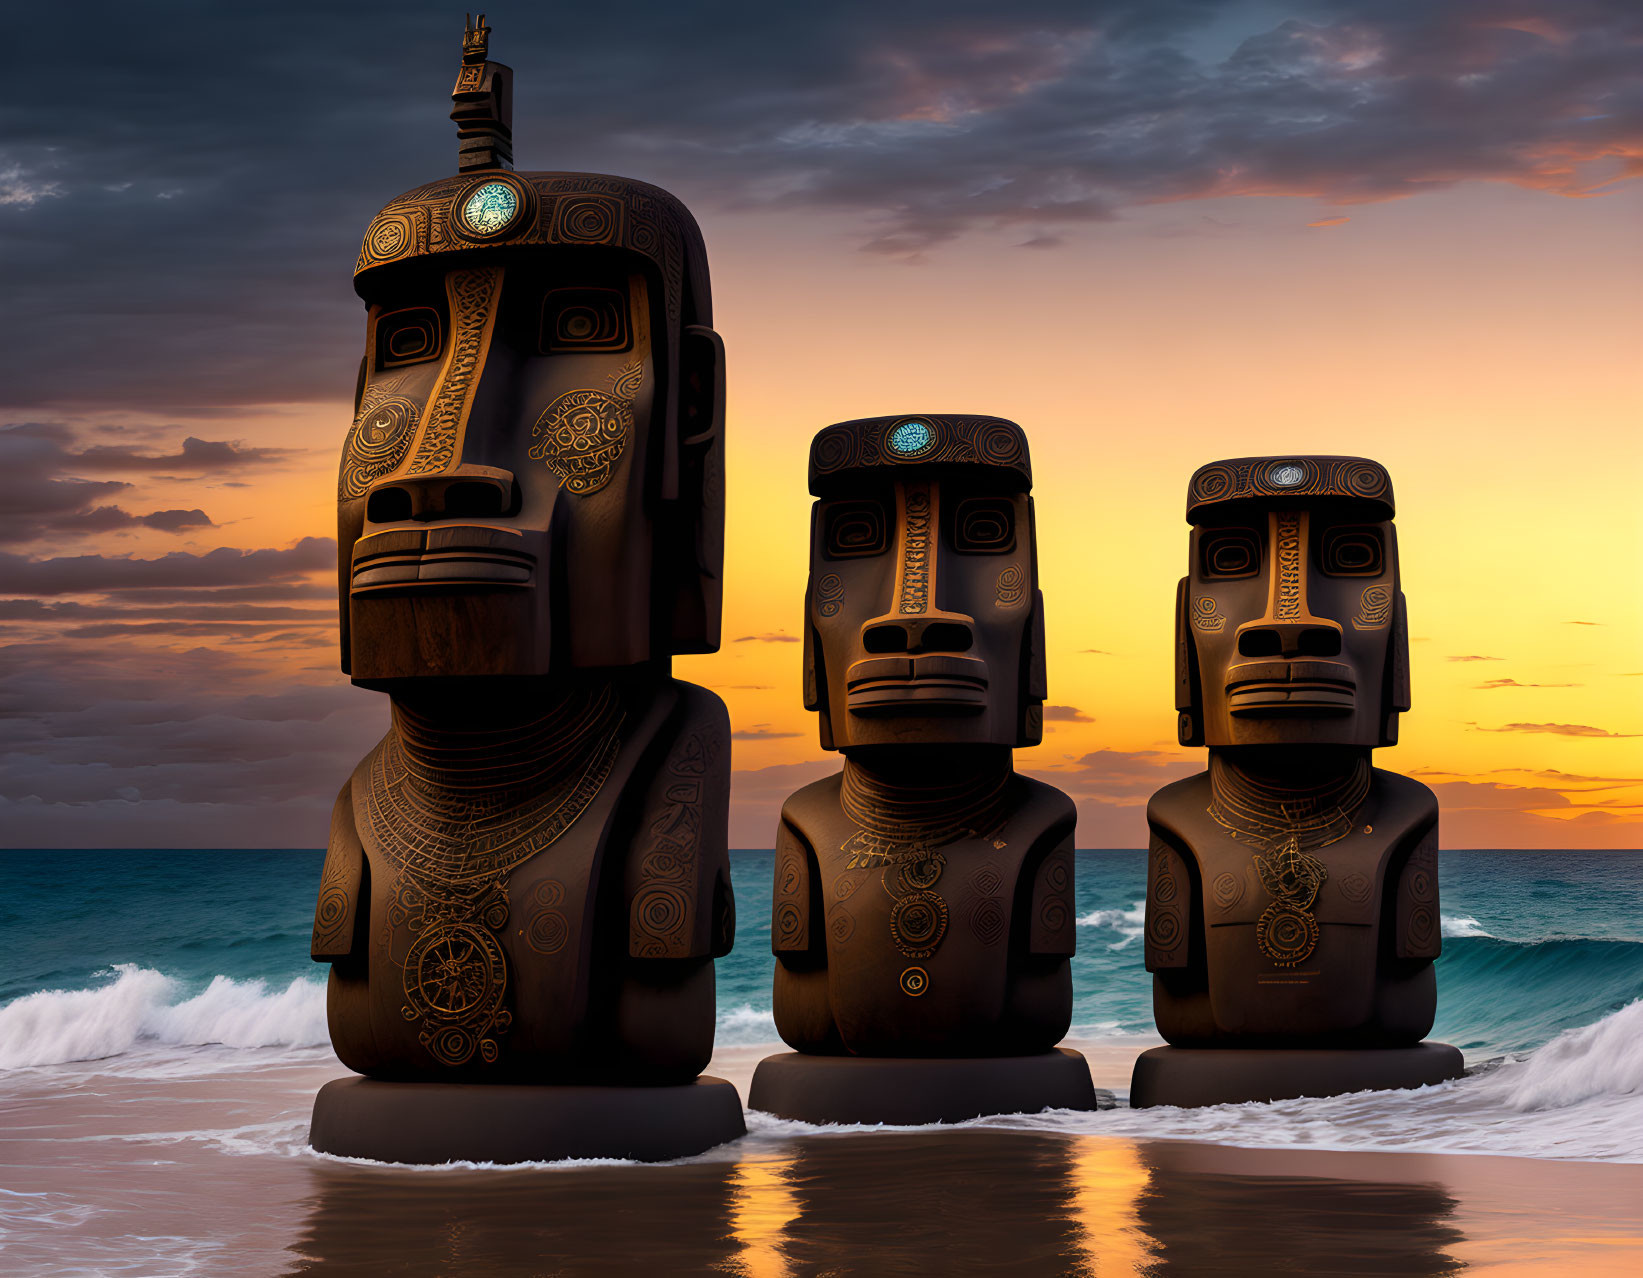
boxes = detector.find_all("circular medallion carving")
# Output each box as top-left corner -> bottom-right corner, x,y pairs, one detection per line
1257,903 -> 1319,967
899,966 -> 930,997
1211,872 -> 1243,909
889,890 -> 948,958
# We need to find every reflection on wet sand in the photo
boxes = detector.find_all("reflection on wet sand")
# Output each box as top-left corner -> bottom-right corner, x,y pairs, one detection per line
287,1158 -> 746,1276
1131,1141 -> 1463,1275
282,1127 -> 1643,1276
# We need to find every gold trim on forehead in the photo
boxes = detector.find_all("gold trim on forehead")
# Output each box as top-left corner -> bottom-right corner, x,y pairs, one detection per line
406,267 -> 504,475
893,480 -> 937,617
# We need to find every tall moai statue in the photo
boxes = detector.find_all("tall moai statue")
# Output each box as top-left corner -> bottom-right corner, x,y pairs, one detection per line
307,17 -> 744,1163
748,416 -> 1097,1124
1129,456 -> 1463,1108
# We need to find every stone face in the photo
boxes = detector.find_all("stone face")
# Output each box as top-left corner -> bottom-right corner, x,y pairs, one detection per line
1137,455 -> 1456,1107
309,21 -> 740,1161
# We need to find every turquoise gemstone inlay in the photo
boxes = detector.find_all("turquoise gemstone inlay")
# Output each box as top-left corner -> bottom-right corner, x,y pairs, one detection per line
887,420 -> 933,456
462,182 -> 519,235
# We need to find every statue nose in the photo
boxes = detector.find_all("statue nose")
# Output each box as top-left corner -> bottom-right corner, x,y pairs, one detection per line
861,617 -> 975,655
364,465 -> 518,524
1235,620 -> 1342,659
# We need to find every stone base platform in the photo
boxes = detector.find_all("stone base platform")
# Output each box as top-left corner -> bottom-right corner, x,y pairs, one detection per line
748,1049 -> 1098,1125
1128,1043 -> 1465,1109
308,1075 -> 746,1165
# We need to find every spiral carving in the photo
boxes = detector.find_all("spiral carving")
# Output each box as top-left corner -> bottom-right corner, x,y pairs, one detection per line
1211,872 -> 1242,909
339,394 -> 420,500
1192,464 -> 1236,504
995,564 -> 1026,607
889,891 -> 948,958
775,901 -> 804,947
816,572 -> 845,618
811,426 -> 859,474
827,905 -> 855,944
968,896 -> 1006,946
1256,903 -> 1319,967
555,195 -> 622,244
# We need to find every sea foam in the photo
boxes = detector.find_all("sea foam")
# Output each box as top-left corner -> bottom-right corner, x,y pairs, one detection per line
0,965 -> 329,1069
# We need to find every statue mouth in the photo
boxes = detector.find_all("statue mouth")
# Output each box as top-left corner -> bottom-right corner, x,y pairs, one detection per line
1225,659 -> 1356,716
845,654 -> 989,715
350,525 -> 535,593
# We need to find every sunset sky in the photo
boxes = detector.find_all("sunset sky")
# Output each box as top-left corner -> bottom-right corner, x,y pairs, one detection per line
2,0 -> 1639,849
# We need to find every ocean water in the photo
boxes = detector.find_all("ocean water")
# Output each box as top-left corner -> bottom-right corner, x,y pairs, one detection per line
2,849 -> 1641,1163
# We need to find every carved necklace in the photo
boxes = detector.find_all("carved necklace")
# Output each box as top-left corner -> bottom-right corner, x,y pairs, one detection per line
1208,755 -> 1369,968
838,758 -> 1011,998
365,685 -> 625,1067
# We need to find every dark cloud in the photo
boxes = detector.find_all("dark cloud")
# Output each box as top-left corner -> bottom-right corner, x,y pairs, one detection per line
69,436 -> 294,473
734,632 -> 802,643
1447,654 -> 1503,662
1041,704 -> 1093,722
0,422 -> 286,545
0,640 -> 387,847
2,1 -> 1636,410
730,725 -> 802,740
0,537 -> 334,595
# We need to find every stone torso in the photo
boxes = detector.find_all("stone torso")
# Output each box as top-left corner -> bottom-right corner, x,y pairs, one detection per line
1145,760 -> 1439,1047
313,677 -> 732,1081
772,761 -> 1076,1057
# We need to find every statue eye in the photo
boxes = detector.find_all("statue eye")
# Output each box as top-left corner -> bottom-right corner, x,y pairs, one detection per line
375,308 -> 442,369
540,287 -> 630,353
953,498 -> 1015,554
822,502 -> 887,558
1200,528 -> 1259,578
1321,526 -> 1384,576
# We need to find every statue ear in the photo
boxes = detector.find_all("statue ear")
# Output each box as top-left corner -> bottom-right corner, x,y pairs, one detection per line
1382,587 -> 1411,746
662,324 -> 726,654
804,601 -> 836,751
1018,588 -> 1047,747
1175,576 -> 1204,747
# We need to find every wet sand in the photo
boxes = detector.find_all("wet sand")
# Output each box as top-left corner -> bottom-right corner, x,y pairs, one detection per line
2,1047 -> 1640,1276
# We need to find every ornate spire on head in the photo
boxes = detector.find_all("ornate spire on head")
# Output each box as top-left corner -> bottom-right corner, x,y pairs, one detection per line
451,13 -> 514,173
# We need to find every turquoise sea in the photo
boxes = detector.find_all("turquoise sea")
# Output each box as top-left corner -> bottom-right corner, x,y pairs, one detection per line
3,848 -> 1639,1072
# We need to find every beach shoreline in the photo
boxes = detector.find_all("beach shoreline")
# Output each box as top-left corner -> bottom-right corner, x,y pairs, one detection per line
4,1044 -> 1642,1276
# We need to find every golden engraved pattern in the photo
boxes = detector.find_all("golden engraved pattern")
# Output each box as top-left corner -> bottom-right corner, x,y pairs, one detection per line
407,267 -> 503,475
1274,511 -> 1303,620
1188,457 -> 1391,513
339,386 -> 421,500
1353,584 -> 1393,630
898,489 -> 933,615
528,360 -> 643,495
1191,596 -> 1226,633
355,176 -> 697,340
1208,757 -> 1370,968
366,688 -> 624,1066
816,573 -> 844,618
312,843 -> 355,954
810,416 -> 1031,484
838,762 -> 1011,998
995,565 -> 1026,607
630,732 -> 713,959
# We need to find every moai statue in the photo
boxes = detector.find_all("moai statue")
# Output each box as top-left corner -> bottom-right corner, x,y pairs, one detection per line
748,416 -> 1097,1124
1130,456 -> 1462,1108
307,18 -> 744,1163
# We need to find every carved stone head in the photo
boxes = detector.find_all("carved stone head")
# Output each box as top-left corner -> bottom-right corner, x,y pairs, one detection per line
336,37 -> 724,685
1176,456 -> 1409,749
803,416 -> 1045,751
